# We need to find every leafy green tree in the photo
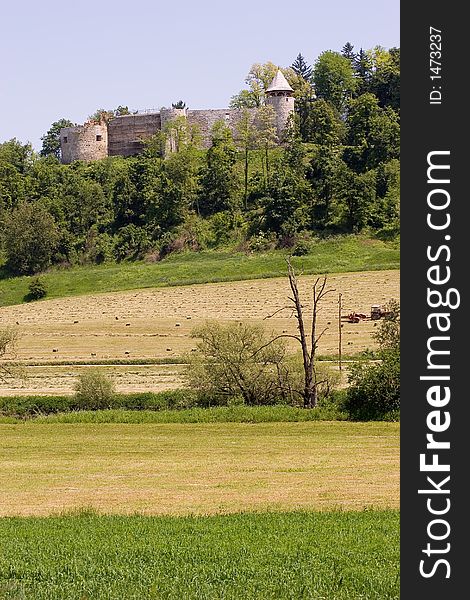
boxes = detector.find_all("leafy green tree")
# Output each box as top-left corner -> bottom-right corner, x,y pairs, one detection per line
0,162 -> 28,210
114,105 -> 132,116
308,147 -> 343,227
27,277 -> 48,301
313,51 -> 357,112
335,163 -> 376,231
256,104 -> 278,185
235,109 -> 258,208
368,47 -> 400,110
40,119 -> 74,159
88,108 -> 114,123
345,93 -> 400,172
0,139 -> 34,174
171,100 -> 186,109
302,98 -> 346,146
3,202 -> 59,274
230,62 -> 295,108
199,121 -> 238,216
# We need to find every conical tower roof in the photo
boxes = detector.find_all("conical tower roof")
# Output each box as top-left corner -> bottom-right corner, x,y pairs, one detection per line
266,69 -> 294,93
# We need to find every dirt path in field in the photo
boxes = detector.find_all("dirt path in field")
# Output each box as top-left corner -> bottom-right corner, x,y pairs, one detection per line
0,270 -> 399,395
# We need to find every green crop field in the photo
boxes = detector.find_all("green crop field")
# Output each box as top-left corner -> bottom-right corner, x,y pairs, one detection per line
0,510 -> 399,600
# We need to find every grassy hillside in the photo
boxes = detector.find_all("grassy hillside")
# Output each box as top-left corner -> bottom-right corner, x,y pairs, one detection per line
0,235 -> 399,307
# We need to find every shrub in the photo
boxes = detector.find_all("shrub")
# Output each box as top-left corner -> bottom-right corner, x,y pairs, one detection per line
26,277 -> 47,301
344,351 -> 400,420
344,300 -> 400,420
186,321 -> 290,406
291,239 -> 310,256
74,370 -> 116,410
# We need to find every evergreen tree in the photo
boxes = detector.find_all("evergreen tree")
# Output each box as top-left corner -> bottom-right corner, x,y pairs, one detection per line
341,42 -> 356,62
353,49 -> 373,95
291,53 -> 313,80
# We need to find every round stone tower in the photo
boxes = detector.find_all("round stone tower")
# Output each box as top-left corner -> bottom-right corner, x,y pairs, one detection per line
160,107 -> 187,154
265,69 -> 295,139
60,121 -> 108,164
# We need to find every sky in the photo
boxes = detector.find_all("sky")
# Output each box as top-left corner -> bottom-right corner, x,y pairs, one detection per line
0,0 -> 399,151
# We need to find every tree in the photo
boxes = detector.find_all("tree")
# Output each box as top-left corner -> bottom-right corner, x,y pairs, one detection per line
341,42 -> 356,62
344,93 -> 400,172
313,51 -> 357,112
88,108 -> 114,123
114,105 -> 132,116
0,139 -> 34,174
308,147 -> 343,227
353,49 -> 373,96
0,328 -> 19,381
172,100 -> 186,109
291,53 -> 313,80
3,202 -> 59,274
40,119 -> 74,159
302,98 -> 346,146
368,47 -> 400,110
230,62 -> 295,108
267,262 -> 335,408
235,109 -> 258,208
287,265 -> 334,407
335,164 -> 376,231
256,104 -> 278,185
186,321 -> 291,405
198,121 -> 238,216
289,55 -> 316,140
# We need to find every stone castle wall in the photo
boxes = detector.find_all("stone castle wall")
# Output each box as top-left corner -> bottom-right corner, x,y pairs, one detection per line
61,123 -> 108,164
186,108 -> 258,148
107,113 -> 161,157
60,99 -> 292,162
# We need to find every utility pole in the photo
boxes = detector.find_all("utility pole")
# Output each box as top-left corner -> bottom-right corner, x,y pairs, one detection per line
338,293 -> 343,371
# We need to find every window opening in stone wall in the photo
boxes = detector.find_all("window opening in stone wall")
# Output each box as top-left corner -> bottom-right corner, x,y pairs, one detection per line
96,135 -> 102,141
63,137 -> 68,143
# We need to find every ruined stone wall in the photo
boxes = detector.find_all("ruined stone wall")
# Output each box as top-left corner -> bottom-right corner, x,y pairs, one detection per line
60,123 -> 108,164
107,113 -> 161,157
187,108 -> 258,148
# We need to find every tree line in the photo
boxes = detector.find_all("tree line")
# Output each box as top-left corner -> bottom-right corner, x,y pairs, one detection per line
0,44 -> 399,276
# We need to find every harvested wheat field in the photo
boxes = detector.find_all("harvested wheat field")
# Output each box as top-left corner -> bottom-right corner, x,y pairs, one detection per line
0,270 -> 399,395
0,421 -> 399,516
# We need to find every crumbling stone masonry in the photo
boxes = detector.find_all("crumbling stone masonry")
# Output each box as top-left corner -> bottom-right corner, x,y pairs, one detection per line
60,70 -> 294,164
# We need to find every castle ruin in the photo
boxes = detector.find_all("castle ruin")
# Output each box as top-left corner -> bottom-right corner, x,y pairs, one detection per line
60,70 -> 295,164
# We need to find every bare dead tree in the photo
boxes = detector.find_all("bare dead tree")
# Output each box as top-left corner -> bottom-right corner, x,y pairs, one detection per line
0,327 -> 22,382
288,261 -> 336,407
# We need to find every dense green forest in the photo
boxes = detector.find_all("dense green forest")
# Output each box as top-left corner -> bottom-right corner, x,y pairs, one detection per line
0,45 -> 399,276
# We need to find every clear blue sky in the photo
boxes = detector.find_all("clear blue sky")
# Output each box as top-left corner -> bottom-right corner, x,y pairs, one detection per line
0,0 -> 399,150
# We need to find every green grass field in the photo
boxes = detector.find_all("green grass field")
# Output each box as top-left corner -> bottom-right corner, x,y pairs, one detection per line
0,510 -> 399,599
0,235 -> 399,306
